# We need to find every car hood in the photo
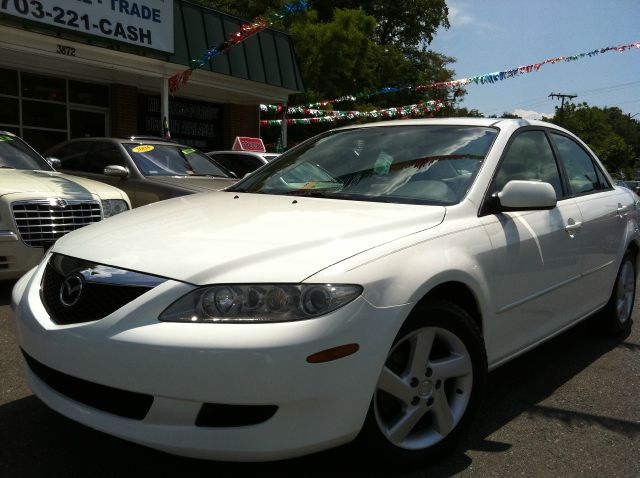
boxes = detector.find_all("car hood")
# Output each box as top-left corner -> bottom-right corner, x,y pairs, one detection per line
146,176 -> 237,192
53,192 -> 446,284
0,169 -> 126,199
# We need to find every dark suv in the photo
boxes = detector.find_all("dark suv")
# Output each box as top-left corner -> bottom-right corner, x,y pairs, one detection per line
47,138 -> 237,208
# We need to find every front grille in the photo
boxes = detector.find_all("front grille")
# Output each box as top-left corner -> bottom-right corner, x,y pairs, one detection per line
41,254 -> 165,325
22,350 -> 153,420
196,403 -> 278,427
0,256 -> 8,270
12,200 -> 102,248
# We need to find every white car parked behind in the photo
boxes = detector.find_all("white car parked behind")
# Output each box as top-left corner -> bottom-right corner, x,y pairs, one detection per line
11,119 -> 638,462
0,131 -> 130,279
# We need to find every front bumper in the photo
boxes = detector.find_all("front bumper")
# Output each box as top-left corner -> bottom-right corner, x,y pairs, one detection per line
0,231 -> 42,280
11,263 -> 412,461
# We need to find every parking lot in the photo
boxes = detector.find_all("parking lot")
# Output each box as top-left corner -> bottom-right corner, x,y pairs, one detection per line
1,279 -> 638,477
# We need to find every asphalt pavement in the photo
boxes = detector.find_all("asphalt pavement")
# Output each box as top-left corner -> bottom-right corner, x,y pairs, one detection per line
1,279 -> 638,477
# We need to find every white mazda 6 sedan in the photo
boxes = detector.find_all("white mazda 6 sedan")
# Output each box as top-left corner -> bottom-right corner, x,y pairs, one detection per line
11,119 -> 638,462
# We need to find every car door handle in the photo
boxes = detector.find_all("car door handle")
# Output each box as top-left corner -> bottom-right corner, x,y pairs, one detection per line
617,204 -> 626,218
564,221 -> 582,236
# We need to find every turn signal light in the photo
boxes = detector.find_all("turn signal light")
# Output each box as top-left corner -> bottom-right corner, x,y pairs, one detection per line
306,344 -> 359,363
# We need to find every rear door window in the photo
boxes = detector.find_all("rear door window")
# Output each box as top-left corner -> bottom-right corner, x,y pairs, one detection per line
88,142 -> 126,174
550,132 -> 610,195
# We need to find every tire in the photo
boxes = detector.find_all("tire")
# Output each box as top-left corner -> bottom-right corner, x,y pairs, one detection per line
359,300 -> 487,465
600,251 -> 636,335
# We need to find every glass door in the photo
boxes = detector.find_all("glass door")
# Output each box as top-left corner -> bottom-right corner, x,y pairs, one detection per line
70,109 -> 108,138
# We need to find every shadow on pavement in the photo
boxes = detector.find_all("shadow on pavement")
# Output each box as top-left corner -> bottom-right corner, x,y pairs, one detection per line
0,318 -> 633,477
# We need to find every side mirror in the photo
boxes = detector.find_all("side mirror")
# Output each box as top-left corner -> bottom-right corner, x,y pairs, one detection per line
497,180 -> 557,211
46,157 -> 61,169
104,165 -> 129,178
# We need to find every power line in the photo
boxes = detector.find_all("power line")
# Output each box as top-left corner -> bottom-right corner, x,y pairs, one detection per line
484,80 -> 640,117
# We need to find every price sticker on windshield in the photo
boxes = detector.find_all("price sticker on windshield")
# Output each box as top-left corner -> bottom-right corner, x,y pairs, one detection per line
0,135 -> 14,142
182,148 -> 196,155
132,145 -> 154,153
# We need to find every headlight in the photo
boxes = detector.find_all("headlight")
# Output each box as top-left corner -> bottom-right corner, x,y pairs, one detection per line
159,284 -> 363,323
102,199 -> 129,218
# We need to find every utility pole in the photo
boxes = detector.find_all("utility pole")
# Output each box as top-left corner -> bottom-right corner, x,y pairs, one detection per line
549,93 -> 577,126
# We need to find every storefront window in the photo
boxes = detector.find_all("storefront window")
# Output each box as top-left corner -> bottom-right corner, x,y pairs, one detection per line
70,110 -> 107,138
0,97 -> 19,125
22,73 -> 66,102
69,80 -> 109,107
22,129 -> 68,154
22,100 -> 67,129
2,69 -> 109,152
0,68 -> 18,96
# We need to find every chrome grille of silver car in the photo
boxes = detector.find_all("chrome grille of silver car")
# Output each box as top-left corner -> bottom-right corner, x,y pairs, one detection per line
11,200 -> 102,248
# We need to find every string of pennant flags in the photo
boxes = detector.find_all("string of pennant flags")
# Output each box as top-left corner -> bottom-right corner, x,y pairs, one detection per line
260,100 -> 450,126
169,0 -> 311,92
261,40 -> 640,112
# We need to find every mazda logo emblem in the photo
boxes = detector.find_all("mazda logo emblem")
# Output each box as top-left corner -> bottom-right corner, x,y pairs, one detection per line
59,274 -> 84,307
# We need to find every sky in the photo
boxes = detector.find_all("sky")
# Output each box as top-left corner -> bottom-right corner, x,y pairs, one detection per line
428,0 -> 640,120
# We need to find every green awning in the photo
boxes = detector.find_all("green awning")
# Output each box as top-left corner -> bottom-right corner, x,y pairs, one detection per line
172,1 -> 304,92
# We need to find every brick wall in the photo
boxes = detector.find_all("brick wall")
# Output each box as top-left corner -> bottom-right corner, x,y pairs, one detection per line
111,84 -> 138,138
223,104 -> 260,149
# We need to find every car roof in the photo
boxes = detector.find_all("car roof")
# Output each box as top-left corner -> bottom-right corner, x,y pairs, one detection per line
56,137 -> 194,147
207,150 -> 276,158
332,117 -> 569,133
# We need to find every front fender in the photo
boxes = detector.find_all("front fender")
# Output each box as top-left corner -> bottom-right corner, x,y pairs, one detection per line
307,222 -> 495,331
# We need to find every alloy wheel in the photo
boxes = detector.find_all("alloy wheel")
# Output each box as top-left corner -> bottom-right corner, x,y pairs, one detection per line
616,260 -> 635,325
374,326 -> 473,450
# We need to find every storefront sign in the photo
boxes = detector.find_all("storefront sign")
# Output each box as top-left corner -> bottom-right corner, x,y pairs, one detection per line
232,137 -> 266,152
1,0 -> 174,53
139,95 -> 224,151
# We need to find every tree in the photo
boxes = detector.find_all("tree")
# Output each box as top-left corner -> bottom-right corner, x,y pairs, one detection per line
287,9 -> 378,101
191,1 -> 458,146
312,0 -> 449,50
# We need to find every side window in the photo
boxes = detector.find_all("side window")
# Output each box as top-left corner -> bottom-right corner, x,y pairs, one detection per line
89,142 -> 125,174
211,154 -> 236,174
550,133 -> 609,195
52,142 -> 92,171
493,130 -> 563,199
213,154 -> 257,177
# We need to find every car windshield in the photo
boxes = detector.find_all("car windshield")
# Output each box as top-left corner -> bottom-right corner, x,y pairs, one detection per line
124,143 -> 232,178
0,134 -> 53,171
231,125 -> 497,205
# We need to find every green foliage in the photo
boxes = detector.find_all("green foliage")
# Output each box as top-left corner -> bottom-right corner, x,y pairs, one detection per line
288,9 -> 377,100
312,0 -> 449,50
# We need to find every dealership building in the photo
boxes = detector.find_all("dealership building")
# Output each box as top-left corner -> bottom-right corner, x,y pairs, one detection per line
0,0 -> 303,153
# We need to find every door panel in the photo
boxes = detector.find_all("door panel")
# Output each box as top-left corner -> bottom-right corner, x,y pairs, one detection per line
482,200 -> 584,362
573,189 -> 629,311
549,131 -> 628,311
